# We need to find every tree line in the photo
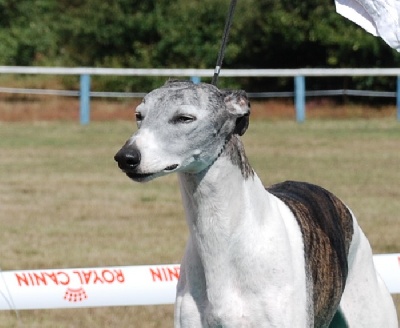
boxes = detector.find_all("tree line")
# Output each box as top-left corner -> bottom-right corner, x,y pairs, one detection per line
0,0 -> 399,93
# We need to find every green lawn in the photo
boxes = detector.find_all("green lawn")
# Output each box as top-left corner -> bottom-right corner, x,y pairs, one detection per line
0,118 -> 399,327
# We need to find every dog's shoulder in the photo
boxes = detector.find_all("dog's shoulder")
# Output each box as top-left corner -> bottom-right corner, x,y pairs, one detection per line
266,180 -> 354,325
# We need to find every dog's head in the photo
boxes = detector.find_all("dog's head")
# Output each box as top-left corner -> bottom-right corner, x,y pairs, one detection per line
114,80 -> 250,182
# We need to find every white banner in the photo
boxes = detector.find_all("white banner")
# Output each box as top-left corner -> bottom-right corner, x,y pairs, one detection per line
0,264 -> 179,310
0,254 -> 399,310
373,253 -> 400,294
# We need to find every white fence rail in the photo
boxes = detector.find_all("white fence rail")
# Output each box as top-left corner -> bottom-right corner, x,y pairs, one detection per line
1,66 -> 400,124
2,66 -> 400,76
0,254 -> 399,310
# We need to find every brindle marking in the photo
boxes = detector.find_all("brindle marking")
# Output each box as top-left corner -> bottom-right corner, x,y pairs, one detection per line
267,181 -> 354,327
223,135 -> 254,179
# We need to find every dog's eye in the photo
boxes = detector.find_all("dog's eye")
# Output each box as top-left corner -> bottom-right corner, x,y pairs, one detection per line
173,114 -> 196,124
135,112 -> 144,128
135,112 -> 143,121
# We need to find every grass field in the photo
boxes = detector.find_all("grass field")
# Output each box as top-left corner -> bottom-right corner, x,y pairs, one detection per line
0,101 -> 399,326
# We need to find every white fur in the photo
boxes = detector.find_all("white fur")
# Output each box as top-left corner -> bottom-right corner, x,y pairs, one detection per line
336,211 -> 398,327
175,155 -> 398,327
175,157 -> 310,327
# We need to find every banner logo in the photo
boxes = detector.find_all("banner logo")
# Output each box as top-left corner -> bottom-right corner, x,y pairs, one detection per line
64,287 -> 88,302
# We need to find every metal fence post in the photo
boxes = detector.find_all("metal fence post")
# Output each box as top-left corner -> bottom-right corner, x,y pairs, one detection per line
294,75 -> 305,123
190,76 -> 201,84
397,76 -> 400,121
80,74 -> 91,125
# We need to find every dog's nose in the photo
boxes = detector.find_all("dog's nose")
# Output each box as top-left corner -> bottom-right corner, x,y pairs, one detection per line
114,147 -> 141,171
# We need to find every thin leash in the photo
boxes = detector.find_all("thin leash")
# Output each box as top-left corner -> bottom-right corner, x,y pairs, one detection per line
211,0 -> 238,86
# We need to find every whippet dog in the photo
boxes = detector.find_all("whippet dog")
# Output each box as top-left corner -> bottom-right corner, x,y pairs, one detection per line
114,81 -> 398,327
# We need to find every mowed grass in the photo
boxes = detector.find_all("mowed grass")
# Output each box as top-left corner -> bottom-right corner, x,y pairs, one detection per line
0,117 -> 399,327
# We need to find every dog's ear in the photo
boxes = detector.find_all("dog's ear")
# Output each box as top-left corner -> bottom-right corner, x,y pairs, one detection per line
223,90 -> 250,136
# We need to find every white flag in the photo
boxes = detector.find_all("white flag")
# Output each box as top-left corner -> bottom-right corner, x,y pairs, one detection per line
335,0 -> 400,51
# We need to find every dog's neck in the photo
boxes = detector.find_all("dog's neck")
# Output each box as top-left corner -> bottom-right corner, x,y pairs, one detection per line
178,136 -> 254,230
178,136 -> 269,292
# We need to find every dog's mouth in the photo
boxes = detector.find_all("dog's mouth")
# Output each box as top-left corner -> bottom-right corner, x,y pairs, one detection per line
125,171 -> 154,181
124,164 -> 179,182
164,164 -> 179,171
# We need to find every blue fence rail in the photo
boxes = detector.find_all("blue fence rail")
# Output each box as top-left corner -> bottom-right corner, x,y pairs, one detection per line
1,66 -> 400,124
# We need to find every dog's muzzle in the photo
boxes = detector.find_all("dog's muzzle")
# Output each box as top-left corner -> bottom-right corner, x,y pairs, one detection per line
114,147 -> 141,172
114,147 -> 179,181
114,147 -> 154,181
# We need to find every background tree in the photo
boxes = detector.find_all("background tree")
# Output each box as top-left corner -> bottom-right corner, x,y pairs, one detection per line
0,0 -> 399,93
0,0 -> 58,65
